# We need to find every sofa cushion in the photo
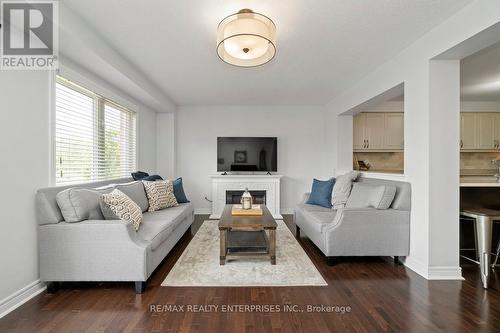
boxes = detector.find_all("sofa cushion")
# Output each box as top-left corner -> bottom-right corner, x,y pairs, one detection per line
101,189 -> 143,231
114,182 -> 149,212
143,180 -> 178,212
295,203 -> 337,233
137,218 -> 175,251
306,178 -> 335,208
138,203 -> 193,250
346,183 -> 397,209
331,171 -> 359,209
56,188 -> 112,222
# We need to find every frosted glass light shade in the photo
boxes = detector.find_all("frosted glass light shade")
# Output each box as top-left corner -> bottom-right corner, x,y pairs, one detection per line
217,9 -> 276,67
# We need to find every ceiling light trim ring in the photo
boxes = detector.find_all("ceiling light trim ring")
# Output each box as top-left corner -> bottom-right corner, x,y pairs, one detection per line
216,35 -> 277,68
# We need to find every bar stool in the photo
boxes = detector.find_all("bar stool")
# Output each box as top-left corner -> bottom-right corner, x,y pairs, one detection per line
461,208 -> 500,288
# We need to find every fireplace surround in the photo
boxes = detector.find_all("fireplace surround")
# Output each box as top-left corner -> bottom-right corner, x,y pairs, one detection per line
210,174 -> 282,219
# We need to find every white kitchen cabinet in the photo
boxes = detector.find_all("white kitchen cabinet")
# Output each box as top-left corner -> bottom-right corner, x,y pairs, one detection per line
460,113 -> 500,151
460,113 -> 476,150
384,113 -> 404,150
476,113 -> 496,149
353,112 -> 404,152
353,113 -> 367,150
365,113 -> 385,149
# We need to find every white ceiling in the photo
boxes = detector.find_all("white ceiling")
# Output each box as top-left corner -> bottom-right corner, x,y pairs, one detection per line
62,0 -> 472,106
461,42 -> 500,101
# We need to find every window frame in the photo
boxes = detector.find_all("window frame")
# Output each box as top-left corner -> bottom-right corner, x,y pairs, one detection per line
52,75 -> 138,186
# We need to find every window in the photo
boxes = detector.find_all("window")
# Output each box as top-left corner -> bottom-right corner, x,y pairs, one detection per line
55,76 -> 137,185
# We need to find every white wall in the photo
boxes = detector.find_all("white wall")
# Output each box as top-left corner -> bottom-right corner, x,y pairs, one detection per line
174,106 -> 329,213
428,60 -> 461,270
461,101 -> 500,111
0,71 -> 52,314
156,112 -> 176,179
326,0 -> 500,279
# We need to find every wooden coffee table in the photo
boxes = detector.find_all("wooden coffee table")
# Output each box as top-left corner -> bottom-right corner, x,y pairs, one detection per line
218,204 -> 278,265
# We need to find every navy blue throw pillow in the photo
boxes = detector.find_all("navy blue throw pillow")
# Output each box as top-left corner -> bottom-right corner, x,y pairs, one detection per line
142,175 -> 163,181
173,177 -> 190,203
132,171 -> 149,180
306,178 -> 336,208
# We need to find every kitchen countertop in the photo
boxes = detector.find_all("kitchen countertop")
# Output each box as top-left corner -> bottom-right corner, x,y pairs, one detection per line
460,176 -> 500,187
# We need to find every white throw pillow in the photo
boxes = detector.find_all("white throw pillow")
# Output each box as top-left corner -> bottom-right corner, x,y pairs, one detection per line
142,180 -> 178,212
101,189 -> 143,231
331,171 -> 360,209
345,183 -> 397,209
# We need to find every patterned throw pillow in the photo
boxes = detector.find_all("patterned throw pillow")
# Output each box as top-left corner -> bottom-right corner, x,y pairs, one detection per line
101,189 -> 143,231
142,180 -> 178,212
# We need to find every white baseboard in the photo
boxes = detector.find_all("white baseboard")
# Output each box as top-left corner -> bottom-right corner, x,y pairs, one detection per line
427,266 -> 464,280
194,208 -> 212,215
403,256 -> 429,278
403,257 -> 463,280
0,280 -> 46,319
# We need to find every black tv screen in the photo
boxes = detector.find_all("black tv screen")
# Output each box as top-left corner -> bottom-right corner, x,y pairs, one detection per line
217,137 -> 277,172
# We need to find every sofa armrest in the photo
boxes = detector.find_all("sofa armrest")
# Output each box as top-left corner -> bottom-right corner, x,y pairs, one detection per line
323,208 -> 410,256
42,219 -> 149,247
39,220 -> 150,281
301,193 -> 311,204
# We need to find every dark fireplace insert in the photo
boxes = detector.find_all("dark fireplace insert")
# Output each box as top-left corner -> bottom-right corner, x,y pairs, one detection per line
226,190 -> 266,205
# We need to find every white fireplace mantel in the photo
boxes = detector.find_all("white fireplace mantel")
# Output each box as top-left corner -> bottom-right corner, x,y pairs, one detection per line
209,174 -> 283,219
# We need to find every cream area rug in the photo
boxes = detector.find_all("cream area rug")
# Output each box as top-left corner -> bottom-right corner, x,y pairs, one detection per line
162,220 -> 327,287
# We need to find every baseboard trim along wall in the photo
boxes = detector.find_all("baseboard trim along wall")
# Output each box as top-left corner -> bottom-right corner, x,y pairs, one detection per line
0,280 -> 46,319
194,208 -> 212,215
404,257 -> 463,280
427,266 -> 464,280
403,257 -> 429,279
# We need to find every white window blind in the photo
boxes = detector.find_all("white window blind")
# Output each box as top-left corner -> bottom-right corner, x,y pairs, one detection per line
55,77 -> 137,185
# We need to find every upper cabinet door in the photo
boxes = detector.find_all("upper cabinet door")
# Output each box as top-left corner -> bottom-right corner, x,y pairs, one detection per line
460,113 -> 476,150
365,113 -> 385,149
476,113 -> 496,149
495,114 -> 500,150
384,113 -> 404,150
353,113 -> 366,150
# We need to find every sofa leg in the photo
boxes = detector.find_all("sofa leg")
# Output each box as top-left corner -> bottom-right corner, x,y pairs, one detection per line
327,256 -> 337,266
394,256 -> 403,265
46,282 -> 60,294
296,225 -> 300,238
135,281 -> 146,294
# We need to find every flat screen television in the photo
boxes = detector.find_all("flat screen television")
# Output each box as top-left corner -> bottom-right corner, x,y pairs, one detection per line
217,137 -> 277,172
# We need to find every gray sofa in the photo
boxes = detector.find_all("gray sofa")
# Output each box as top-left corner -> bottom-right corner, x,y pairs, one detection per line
36,178 -> 194,293
294,177 -> 410,264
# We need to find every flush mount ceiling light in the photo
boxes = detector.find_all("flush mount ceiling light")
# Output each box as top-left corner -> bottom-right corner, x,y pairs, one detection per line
217,9 -> 276,67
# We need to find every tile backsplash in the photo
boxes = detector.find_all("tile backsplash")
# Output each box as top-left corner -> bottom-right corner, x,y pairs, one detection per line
461,152 -> 500,175
353,152 -> 404,173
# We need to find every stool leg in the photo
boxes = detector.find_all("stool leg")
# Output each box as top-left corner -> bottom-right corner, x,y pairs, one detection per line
493,237 -> 500,267
473,221 -> 479,261
476,216 -> 493,289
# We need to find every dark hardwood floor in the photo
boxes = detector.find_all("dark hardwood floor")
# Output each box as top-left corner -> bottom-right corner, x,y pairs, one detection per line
1,215 -> 500,332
